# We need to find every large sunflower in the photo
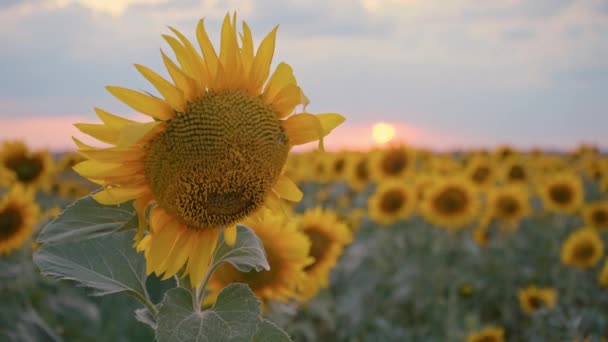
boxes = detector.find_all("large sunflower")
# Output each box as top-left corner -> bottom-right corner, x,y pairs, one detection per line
538,173 -> 584,214
0,185 -> 40,255
73,14 -> 344,287
0,141 -> 54,190
296,207 -> 352,300
518,285 -> 557,315
582,201 -> 608,231
368,180 -> 416,225
207,210 -> 312,304
560,227 -> 604,269
420,177 -> 479,230
465,326 -> 505,342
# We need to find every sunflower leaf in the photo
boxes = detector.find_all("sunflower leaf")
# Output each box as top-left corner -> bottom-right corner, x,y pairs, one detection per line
33,230 -> 147,297
36,195 -> 137,244
156,284 -> 272,342
253,320 -> 293,342
210,225 -> 270,274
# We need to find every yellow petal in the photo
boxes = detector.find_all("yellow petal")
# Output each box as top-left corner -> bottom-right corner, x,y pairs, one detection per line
73,160 -> 139,179
273,175 -> 303,202
106,86 -> 174,121
136,235 -> 151,253
218,14 -> 241,89
224,225 -> 237,246
133,196 -> 152,246
117,121 -> 163,147
281,113 -> 323,146
94,108 -> 136,130
168,27 -> 208,91
263,62 -> 296,103
93,186 -> 149,205
163,35 -> 204,95
240,21 -> 254,77
271,84 -> 303,118
74,123 -> 119,145
149,222 -> 181,275
250,26 -> 278,93
187,231 -> 218,287
150,207 -> 173,234
161,50 -> 198,102
162,230 -> 195,280
317,113 -> 346,136
196,19 -> 220,87
135,64 -> 186,112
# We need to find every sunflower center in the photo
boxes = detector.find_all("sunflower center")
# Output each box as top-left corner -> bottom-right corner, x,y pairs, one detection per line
144,90 -> 289,229
549,184 -> 573,205
471,166 -> 490,184
433,186 -> 468,216
5,155 -> 43,183
381,150 -> 408,176
592,209 -> 608,226
303,228 -> 331,271
497,196 -> 520,218
527,295 -> 544,311
333,158 -> 346,175
355,159 -> 369,182
0,207 -> 23,240
380,189 -> 405,214
508,165 -> 526,181
474,335 -> 499,342
573,241 -> 596,261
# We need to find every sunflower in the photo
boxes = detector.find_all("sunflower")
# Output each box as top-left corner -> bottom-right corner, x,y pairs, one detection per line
207,210 -> 312,304
598,259 -> 608,288
370,145 -> 416,181
420,177 -> 479,230
368,180 -> 416,225
486,185 -> 531,225
73,14 -> 344,287
561,228 -> 604,269
582,201 -> 608,231
310,152 -> 332,183
328,151 -> 349,182
346,152 -> 371,191
493,145 -> 517,162
538,172 -> 584,214
465,326 -> 505,342
0,141 -> 54,190
465,156 -> 496,189
518,285 -> 557,315
0,185 -> 40,255
500,157 -> 530,185
297,207 -> 352,300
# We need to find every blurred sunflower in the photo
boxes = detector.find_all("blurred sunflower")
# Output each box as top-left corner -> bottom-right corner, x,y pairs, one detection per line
0,141 -> 54,190
311,152 -> 332,183
598,259 -> 608,288
73,14 -> 344,287
0,185 -> 39,255
346,153 -> 371,191
297,207 -> 352,300
493,145 -> 516,162
465,326 -> 505,342
465,156 -> 496,189
368,180 -> 416,225
518,285 -> 557,315
500,158 -> 530,185
582,201 -> 608,231
328,151 -> 349,182
486,185 -> 531,226
56,152 -> 85,173
421,177 -> 479,230
538,173 -> 584,214
371,145 -> 415,181
561,228 -> 604,269
207,210 -> 312,304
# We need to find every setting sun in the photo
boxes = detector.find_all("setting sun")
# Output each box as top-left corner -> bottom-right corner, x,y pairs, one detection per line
372,122 -> 396,144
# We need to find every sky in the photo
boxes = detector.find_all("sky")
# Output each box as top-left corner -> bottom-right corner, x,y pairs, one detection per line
0,0 -> 607,151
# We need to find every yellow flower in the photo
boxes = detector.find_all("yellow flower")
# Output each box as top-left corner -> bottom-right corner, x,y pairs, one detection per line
561,228 -> 604,269
297,207 -> 352,300
370,145 -> 416,181
73,14 -> 344,287
582,201 -> 608,231
328,151 -> 350,182
0,185 -> 40,255
538,172 -> 584,214
500,157 -> 531,185
518,285 -> 557,315
0,141 -> 54,190
598,259 -> 608,288
486,185 -> 531,225
346,152 -> 371,191
368,180 -> 416,225
207,210 -> 313,304
465,326 -> 505,342
420,176 -> 479,230
465,156 -> 496,189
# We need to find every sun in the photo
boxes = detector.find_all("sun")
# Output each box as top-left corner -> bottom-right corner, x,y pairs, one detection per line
372,122 -> 395,144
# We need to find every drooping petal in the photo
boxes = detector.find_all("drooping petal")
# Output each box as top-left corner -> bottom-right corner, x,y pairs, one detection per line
271,84 -> 303,118
281,113 -> 323,146
106,86 -> 174,121
133,196 -> 153,245
263,62 -> 296,103
135,64 -> 186,112
187,230 -> 219,287
273,174 -> 303,202
224,225 -> 237,246
162,230 -> 196,280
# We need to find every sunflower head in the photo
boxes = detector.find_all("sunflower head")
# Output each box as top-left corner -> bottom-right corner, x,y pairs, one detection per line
371,145 -> 415,180
368,180 -> 416,225
539,173 -> 584,214
518,286 -> 557,315
487,185 -> 531,223
582,202 -> 608,231
346,153 -> 371,191
561,227 -> 604,269
465,326 -> 505,342
421,177 -> 479,230
466,156 -> 496,188
73,13 -> 344,287
0,185 -> 39,255
0,141 -> 53,190
501,158 -> 530,184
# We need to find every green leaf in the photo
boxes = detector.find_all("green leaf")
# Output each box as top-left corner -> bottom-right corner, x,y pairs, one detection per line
36,195 -> 137,244
253,320 -> 292,342
135,307 -> 157,330
33,230 -> 147,297
211,225 -> 269,274
156,284 -> 263,342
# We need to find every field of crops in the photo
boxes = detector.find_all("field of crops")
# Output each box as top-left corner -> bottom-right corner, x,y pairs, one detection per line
2,140 -> 608,341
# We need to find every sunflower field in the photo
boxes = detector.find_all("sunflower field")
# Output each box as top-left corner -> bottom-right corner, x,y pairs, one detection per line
2,13 -> 608,342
